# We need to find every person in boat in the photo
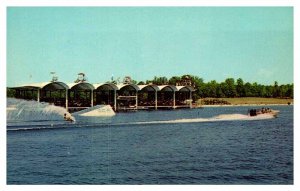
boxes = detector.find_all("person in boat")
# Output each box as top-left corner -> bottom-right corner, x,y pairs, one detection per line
249,109 -> 257,116
261,107 -> 271,114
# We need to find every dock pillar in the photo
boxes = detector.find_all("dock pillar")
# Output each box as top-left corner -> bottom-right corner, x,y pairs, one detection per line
173,91 -> 176,109
114,90 -> 117,111
37,89 -> 40,102
65,89 -> 68,111
136,90 -> 138,110
189,91 -> 192,108
91,90 -> 94,107
155,91 -> 158,110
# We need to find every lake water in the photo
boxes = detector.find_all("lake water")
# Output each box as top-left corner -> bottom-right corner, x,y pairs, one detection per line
7,103 -> 293,184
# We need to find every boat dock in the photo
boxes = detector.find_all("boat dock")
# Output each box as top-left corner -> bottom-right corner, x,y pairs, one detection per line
9,75 -> 195,112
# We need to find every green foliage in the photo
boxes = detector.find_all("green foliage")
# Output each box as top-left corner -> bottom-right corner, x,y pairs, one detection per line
152,76 -> 168,85
224,78 -> 237,97
8,75 -> 294,100
7,88 -> 16,97
190,75 -> 204,98
216,86 -> 225,98
168,76 -> 181,85
144,75 -> 293,99
131,80 -> 137,85
236,78 -> 245,97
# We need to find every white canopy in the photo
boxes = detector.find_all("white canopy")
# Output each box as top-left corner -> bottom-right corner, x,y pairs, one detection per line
158,85 -> 178,92
176,86 -> 195,92
68,82 -> 95,90
11,82 -> 195,92
94,83 -> 119,91
12,82 -> 69,90
117,84 -> 140,91
138,84 -> 160,91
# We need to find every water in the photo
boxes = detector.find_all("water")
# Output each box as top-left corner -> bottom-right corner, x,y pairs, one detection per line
7,99 -> 293,184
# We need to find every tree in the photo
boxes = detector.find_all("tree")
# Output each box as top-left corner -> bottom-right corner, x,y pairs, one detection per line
202,83 -> 210,97
258,85 -> 267,97
137,81 -> 145,85
131,80 -> 137,84
273,81 -> 279,98
152,76 -> 168,85
168,76 -> 181,86
251,82 -> 259,97
244,82 -> 253,97
190,75 -> 205,98
205,80 -> 217,97
145,80 -> 152,84
223,78 -> 237,97
217,83 -> 226,98
7,88 -> 16,98
285,84 -> 293,98
236,78 -> 245,97
265,86 -> 273,97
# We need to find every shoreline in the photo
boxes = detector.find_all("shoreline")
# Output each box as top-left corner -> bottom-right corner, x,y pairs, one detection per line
199,103 -> 293,108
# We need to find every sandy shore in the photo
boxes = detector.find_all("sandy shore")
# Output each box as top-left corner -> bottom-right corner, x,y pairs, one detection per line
199,103 -> 293,108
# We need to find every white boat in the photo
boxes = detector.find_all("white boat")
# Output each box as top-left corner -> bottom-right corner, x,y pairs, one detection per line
72,105 -> 115,117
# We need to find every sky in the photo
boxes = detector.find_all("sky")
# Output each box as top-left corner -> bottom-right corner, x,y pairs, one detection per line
7,7 -> 293,87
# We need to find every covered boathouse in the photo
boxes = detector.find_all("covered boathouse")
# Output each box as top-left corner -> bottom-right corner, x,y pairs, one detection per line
9,75 -> 195,112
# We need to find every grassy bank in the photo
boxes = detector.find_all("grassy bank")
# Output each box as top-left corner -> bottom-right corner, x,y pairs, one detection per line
198,97 -> 293,106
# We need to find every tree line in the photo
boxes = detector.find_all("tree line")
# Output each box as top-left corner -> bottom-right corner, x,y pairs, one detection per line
7,74 -> 293,100
135,75 -> 293,99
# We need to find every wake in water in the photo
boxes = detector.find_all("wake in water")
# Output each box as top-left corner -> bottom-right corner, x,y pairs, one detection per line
7,99 -> 277,131
7,98 -> 72,122
131,113 -> 275,125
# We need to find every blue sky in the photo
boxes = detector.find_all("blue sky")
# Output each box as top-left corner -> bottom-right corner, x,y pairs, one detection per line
7,7 -> 293,86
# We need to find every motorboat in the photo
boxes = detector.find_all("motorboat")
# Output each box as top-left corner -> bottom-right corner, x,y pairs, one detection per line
248,107 -> 279,117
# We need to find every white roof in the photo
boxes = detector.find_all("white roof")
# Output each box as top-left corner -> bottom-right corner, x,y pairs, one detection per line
68,82 -> 95,90
94,83 -> 119,90
158,85 -> 178,91
13,81 -> 69,90
176,86 -> 195,92
12,81 -> 195,92
19,82 -> 50,89
138,84 -> 160,91
116,84 -> 140,91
